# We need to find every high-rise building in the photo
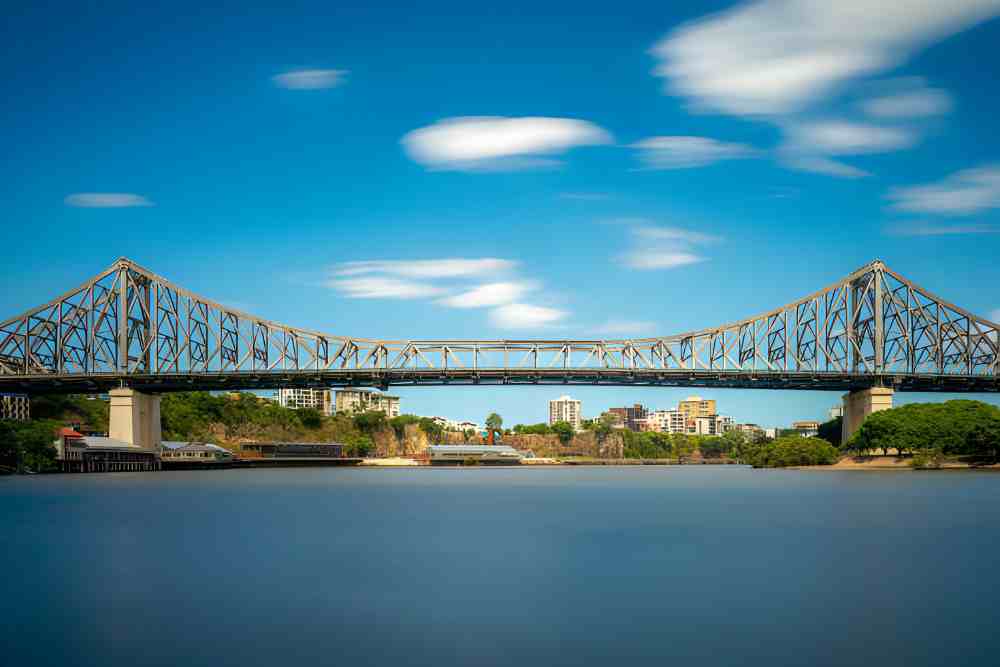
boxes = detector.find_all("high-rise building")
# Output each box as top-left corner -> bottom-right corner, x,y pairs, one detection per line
644,409 -> 686,434
678,396 -> 716,421
608,403 -> 648,431
549,395 -> 582,430
334,389 -> 401,418
277,388 -> 333,415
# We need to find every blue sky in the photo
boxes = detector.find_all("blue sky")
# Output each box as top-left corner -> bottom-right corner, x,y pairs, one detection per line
4,0 -> 1000,427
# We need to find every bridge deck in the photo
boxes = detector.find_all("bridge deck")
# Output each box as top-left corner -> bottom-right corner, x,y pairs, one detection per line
3,369 -> 998,395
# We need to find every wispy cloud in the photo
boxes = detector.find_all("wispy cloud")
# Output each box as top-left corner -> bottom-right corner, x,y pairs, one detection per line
631,136 -> 759,169
888,165 -> 1000,215
65,193 -> 153,208
990,309 -> 1000,324
884,220 -> 999,236
862,78 -> 953,119
438,282 -> 536,308
779,156 -> 870,179
651,1 -> 999,178
401,116 -> 612,171
272,69 -> 348,89
617,221 -> 720,271
335,258 -> 515,279
785,121 -> 916,155
326,277 -> 444,299
489,303 -> 567,329
651,0 -> 999,117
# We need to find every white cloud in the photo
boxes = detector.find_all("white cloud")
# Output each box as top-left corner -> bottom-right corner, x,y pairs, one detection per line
651,0 -> 1000,117
401,116 -> 612,170
863,84 -> 953,119
489,303 -> 567,329
64,193 -> 153,208
786,121 -> 916,155
335,258 -> 515,279
327,277 -> 444,299
438,282 -> 535,308
633,226 -> 721,244
990,309 -> 1000,323
888,165 -> 1000,215
593,319 -> 658,336
780,155 -> 870,178
884,221 -> 999,236
631,136 -> 759,169
272,69 -> 348,89
622,251 -> 705,270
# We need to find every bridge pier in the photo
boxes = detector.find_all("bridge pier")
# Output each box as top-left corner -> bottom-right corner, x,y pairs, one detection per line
841,387 -> 893,445
109,388 -> 162,452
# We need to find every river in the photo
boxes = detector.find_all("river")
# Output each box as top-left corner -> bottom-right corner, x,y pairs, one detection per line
2,466 -> 998,666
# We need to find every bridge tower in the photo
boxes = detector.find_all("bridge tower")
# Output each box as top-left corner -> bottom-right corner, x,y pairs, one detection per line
841,387 -> 893,445
109,388 -> 162,452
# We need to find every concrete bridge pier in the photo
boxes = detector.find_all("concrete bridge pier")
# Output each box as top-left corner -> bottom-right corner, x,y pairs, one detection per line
841,387 -> 894,445
109,388 -> 162,452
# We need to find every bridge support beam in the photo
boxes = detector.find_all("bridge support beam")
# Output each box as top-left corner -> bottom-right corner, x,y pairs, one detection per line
841,387 -> 893,445
109,388 -> 162,451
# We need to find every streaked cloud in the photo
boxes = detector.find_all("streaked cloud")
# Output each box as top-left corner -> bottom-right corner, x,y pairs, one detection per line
884,220 -> 999,236
401,116 -> 612,171
335,258 -> 515,279
888,165 -> 1000,215
785,121 -> 916,155
64,193 -> 153,208
272,69 -> 348,89
438,282 -> 536,308
632,225 -> 721,244
489,303 -> 567,329
862,79 -> 953,119
779,155 -> 870,179
618,222 -> 719,271
631,136 -> 758,169
651,0 -> 1000,117
326,277 -> 444,299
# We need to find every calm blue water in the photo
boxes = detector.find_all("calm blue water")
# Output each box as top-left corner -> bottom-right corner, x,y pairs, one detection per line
2,466 -> 999,666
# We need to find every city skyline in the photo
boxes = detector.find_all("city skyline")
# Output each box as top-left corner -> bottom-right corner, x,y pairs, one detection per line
5,1 -> 1000,425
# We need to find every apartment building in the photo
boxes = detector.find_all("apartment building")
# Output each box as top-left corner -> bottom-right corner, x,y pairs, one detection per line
277,388 -> 333,416
549,395 -> 582,430
334,389 -> 401,418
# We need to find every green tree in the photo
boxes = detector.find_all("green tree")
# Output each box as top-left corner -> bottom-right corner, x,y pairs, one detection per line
551,420 -> 574,445
296,408 -> 323,429
485,413 -> 503,432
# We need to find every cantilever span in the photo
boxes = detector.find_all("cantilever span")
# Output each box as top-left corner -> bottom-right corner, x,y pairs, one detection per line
1,257 -> 999,394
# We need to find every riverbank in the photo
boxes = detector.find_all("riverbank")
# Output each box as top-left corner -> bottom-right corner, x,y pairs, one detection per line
794,455 -> 1000,471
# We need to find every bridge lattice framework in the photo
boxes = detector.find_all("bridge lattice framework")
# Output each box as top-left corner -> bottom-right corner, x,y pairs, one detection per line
1,258 -> 998,394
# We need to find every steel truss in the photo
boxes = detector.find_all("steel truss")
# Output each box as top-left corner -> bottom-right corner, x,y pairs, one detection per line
1,257 -> 998,394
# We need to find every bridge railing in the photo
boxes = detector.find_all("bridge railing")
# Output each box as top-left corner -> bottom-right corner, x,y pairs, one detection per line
1,258 -> 998,380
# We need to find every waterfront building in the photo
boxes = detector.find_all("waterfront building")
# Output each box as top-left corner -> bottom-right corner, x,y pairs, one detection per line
427,444 -> 523,465
678,396 -> 717,421
607,403 -> 648,431
161,441 -> 234,464
334,389 -> 400,417
54,427 -> 160,473
0,393 -> 29,421
549,395 -> 582,430
278,388 -> 333,415
792,420 -> 821,437
239,442 -> 346,458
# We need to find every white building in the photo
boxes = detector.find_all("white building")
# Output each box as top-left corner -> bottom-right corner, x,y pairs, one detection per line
334,389 -> 401,418
278,388 -> 333,415
431,417 -> 482,432
549,395 -> 582,430
829,405 -> 844,420
644,409 -> 686,434
0,393 -> 29,421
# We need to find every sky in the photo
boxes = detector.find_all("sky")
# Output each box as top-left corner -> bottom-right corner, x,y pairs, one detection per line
4,0 -> 1000,428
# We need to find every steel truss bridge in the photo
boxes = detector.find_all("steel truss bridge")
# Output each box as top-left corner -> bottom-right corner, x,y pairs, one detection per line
1,257 -> 998,395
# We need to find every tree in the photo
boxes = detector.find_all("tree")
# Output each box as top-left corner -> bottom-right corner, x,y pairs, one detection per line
818,417 -> 842,445
297,408 -> 323,429
485,413 -> 503,432
353,410 -> 386,434
551,420 -> 574,445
